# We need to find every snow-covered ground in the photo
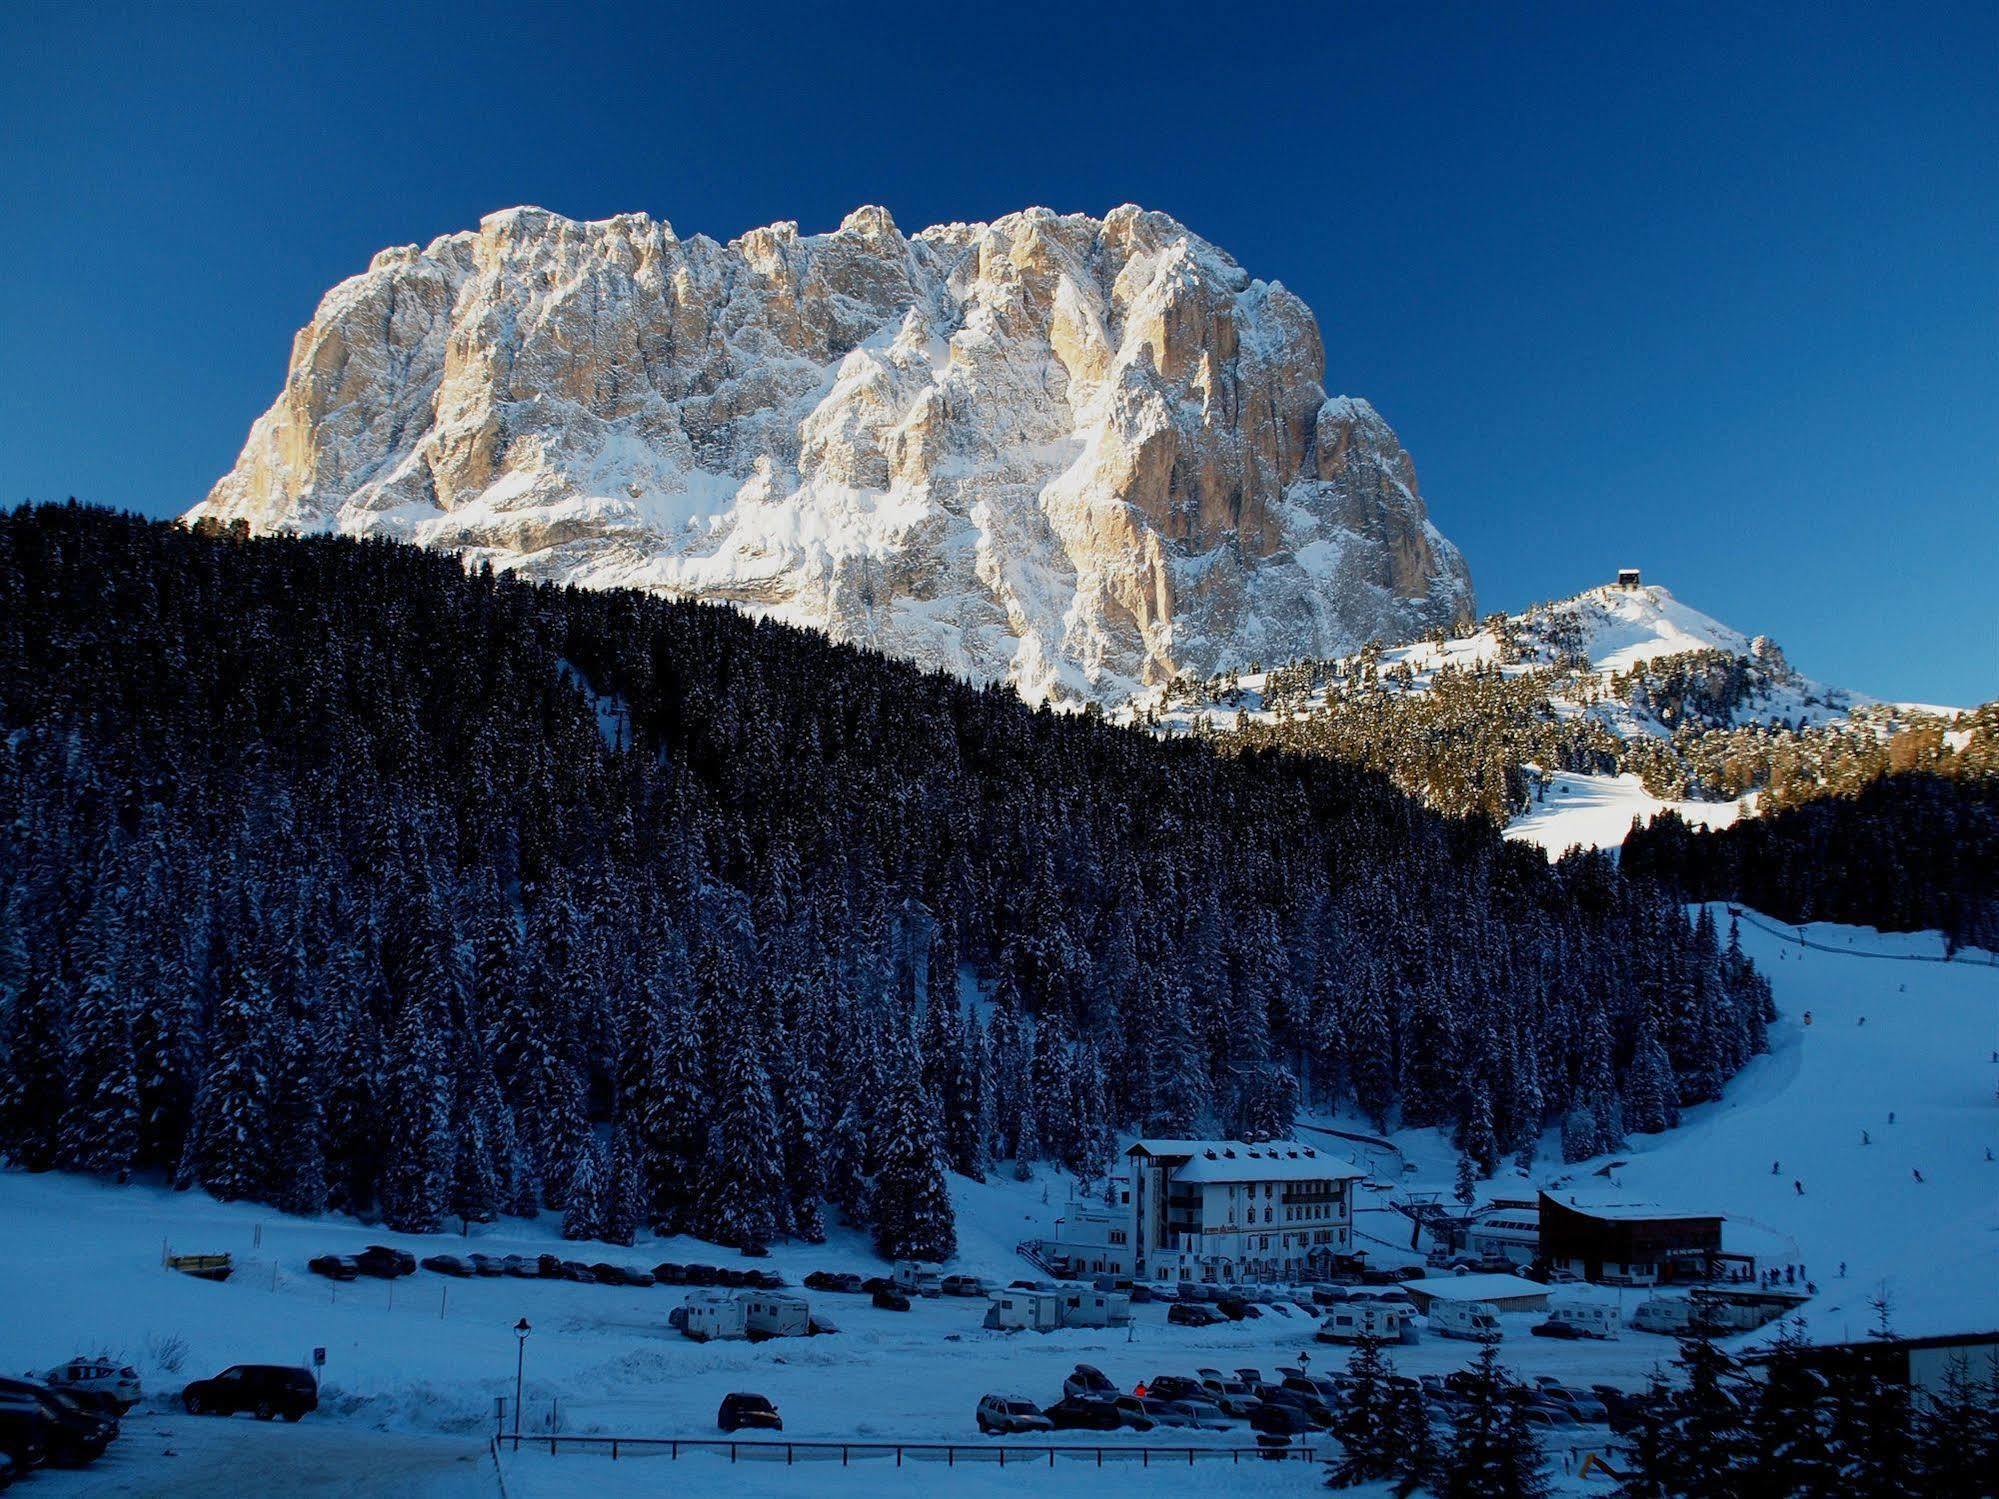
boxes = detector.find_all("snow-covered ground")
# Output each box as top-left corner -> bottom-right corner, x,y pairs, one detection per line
1,910 -> 1991,1495
1503,771 -> 1749,856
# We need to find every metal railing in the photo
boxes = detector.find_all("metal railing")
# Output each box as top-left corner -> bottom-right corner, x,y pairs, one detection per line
496,1433 -> 1320,1468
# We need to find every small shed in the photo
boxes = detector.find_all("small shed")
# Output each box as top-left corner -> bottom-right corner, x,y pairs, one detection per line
984,1287 -> 1062,1333
1403,1274 -> 1551,1316
1617,568 -> 1642,588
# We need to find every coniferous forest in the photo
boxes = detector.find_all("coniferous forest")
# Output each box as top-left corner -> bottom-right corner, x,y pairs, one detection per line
1623,775 -> 1999,953
0,504 -> 1773,1249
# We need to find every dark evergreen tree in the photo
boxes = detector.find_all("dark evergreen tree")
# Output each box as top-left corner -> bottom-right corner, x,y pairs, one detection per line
1326,1334 -> 1397,1487
1439,1344 -> 1549,1499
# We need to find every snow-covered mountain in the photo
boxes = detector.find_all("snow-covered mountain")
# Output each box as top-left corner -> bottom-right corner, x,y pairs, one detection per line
1138,580 -> 1874,736
188,204 -> 1474,704
1135,579 -> 1984,849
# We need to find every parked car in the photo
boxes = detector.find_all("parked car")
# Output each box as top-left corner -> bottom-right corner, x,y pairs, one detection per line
468,1254 -> 507,1277
0,1398 -> 50,1475
40,1359 -> 140,1415
420,1254 -> 474,1278
976,1394 -> 1053,1435
1249,1402 -> 1313,1438
591,1263 -> 654,1287
683,1264 -> 720,1286
1168,1303 -> 1223,1328
1044,1396 -> 1123,1431
746,1270 -> 785,1290
0,1382 -> 114,1468
714,1268 -> 751,1289
861,1276 -> 895,1295
1196,1371 -> 1261,1416
1537,1387 -> 1609,1422
941,1274 -> 989,1298
0,1448 -> 14,1491
556,1261 -> 598,1283
1252,1384 -> 1333,1427
871,1287 -> 911,1312
352,1245 -> 416,1279
502,1255 -> 539,1278
716,1392 -> 781,1433
1062,1364 -> 1116,1402
653,1262 -> 687,1284
181,1365 -> 318,1421
1530,1318 -> 1584,1340
1108,1396 -> 1159,1432
308,1254 -> 359,1282
1147,1375 -> 1203,1403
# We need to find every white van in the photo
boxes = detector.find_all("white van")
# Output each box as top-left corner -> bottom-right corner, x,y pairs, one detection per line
1429,1300 -> 1503,1341
1630,1295 -> 1694,1335
1542,1301 -> 1617,1339
1317,1301 -> 1415,1344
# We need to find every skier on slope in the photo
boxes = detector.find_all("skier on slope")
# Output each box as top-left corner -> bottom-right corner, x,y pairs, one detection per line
1794,1179 -> 1804,1196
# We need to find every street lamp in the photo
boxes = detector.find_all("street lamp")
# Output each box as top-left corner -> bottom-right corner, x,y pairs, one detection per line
512,1318 -> 531,1444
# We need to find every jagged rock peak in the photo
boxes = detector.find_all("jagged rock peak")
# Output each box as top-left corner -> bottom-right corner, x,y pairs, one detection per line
190,203 -> 1475,704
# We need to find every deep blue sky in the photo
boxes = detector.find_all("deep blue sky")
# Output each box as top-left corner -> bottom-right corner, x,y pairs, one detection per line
4,2 -> 1993,703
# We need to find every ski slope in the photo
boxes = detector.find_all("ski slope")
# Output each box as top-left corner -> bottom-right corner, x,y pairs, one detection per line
1504,771 -> 1750,856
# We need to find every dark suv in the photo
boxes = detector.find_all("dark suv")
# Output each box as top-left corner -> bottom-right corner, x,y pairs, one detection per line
181,1365 -> 318,1421
0,1397 -> 52,1474
717,1392 -> 781,1432
0,1381 -> 115,1468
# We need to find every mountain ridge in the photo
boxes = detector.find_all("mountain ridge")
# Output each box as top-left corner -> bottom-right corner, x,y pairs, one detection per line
188,202 -> 1473,704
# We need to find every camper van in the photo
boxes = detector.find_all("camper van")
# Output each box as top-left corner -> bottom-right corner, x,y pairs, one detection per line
984,1288 -> 1062,1333
1541,1301 -> 1617,1340
683,1294 -> 749,1342
894,1261 -> 944,1298
1055,1287 -> 1131,1329
1429,1300 -> 1503,1341
1630,1296 -> 1694,1335
744,1293 -> 811,1341
1317,1301 -> 1415,1345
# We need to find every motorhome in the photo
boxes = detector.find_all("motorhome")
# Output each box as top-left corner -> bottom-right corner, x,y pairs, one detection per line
1055,1287 -> 1131,1329
744,1293 -> 811,1341
1541,1301 -> 1617,1339
1630,1296 -> 1695,1335
682,1294 -> 749,1342
1430,1299 -> 1503,1341
894,1261 -> 944,1297
984,1287 -> 1062,1333
1317,1300 -> 1415,1344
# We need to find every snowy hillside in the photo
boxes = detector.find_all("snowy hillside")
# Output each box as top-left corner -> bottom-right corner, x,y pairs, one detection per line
1131,581 -> 1982,848
1,909 -> 1988,1496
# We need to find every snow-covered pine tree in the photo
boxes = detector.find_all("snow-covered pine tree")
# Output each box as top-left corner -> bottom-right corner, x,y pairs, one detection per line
1439,1343 -> 1549,1499
376,993 -> 451,1233
601,1125 -> 642,1246
1624,1015 -> 1681,1135
561,1133 -> 605,1241
57,901 -> 140,1178
177,957 -> 275,1202
869,1029 -> 956,1261
693,997 -> 785,1250
1327,1333 -> 1398,1486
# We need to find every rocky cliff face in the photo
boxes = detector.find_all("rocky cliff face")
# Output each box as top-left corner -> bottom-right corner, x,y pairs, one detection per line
191,204 -> 1474,703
